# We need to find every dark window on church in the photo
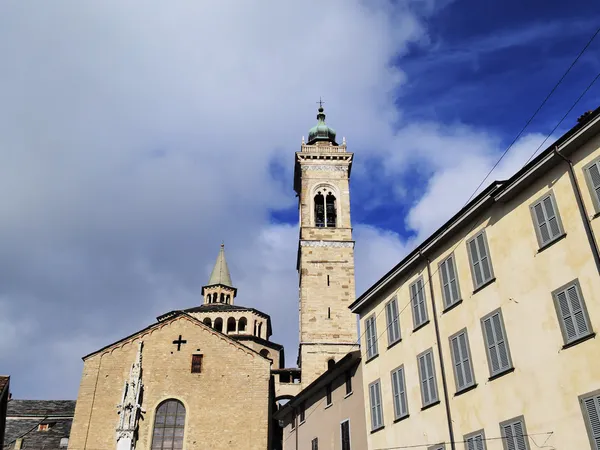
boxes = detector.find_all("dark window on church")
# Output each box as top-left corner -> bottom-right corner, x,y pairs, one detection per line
299,403 -> 305,423
312,437 -> 319,450
326,193 -> 336,227
328,359 -> 335,370
341,420 -> 351,450
191,354 -> 202,373
212,293 -> 218,303
151,399 -> 185,450
239,317 -> 247,332
326,384 -> 332,406
227,317 -> 236,333
214,318 -> 223,333
314,193 -> 325,227
345,371 -> 352,395
202,317 -> 212,327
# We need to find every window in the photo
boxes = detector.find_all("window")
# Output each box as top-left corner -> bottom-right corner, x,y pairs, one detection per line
299,404 -> 305,423
584,158 -> 600,212
314,190 -> 337,228
449,329 -> 475,392
580,390 -> 600,450
191,354 -> 203,373
238,317 -> 247,332
499,416 -> 530,450
341,419 -> 351,450
291,411 -> 296,430
417,349 -> 438,407
326,384 -> 332,406
464,430 -> 486,450
410,277 -> 428,329
60,438 -> 69,448
552,280 -> 593,346
214,317 -> 223,332
385,296 -> 401,346
151,399 -> 186,450
202,317 -> 212,327
311,438 -> 319,450
481,309 -> 513,378
368,379 -> 384,430
365,314 -> 378,360
345,371 -> 352,396
428,445 -> 445,450
530,192 -> 564,247
38,423 -> 50,431
439,254 -> 461,308
226,317 -> 236,333
467,230 -> 494,290
328,358 -> 335,370
391,365 -> 408,420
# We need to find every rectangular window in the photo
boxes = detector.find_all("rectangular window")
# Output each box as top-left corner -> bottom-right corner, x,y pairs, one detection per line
500,416 -> 530,450
368,379 -> 384,430
481,309 -> 513,377
530,192 -> 564,247
391,365 -> 408,420
326,384 -> 332,406
464,430 -> 486,450
365,314 -> 379,360
385,296 -> 401,345
584,158 -> 600,212
439,253 -> 461,308
345,371 -> 352,396
191,354 -> 203,373
410,277 -> 428,329
311,437 -> 319,450
552,280 -> 593,345
417,349 -> 438,407
580,390 -> 600,450
449,329 -> 475,392
427,445 -> 445,450
341,420 -> 351,450
467,230 -> 494,290
291,411 -> 296,430
299,403 -> 305,423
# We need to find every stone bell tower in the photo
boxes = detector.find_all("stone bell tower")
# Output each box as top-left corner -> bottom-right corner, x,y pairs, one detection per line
294,103 -> 358,387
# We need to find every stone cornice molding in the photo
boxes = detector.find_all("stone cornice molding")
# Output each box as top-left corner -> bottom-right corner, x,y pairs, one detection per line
300,240 -> 355,249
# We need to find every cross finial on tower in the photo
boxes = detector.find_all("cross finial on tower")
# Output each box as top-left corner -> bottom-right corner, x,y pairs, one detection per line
316,97 -> 324,109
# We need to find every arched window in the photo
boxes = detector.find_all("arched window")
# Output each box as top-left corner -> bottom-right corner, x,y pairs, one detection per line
314,193 -> 325,227
202,317 -> 212,327
212,293 -> 218,303
260,349 -> 270,358
227,317 -> 236,333
238,317 -> 247,332
326,193 -> 337,227
151,399 -> 185,450
214,318 -> 223,333
226,294 -> 231,304
327,358 -> 335,370
257,322 -> 263,338
220,293 -> 225,303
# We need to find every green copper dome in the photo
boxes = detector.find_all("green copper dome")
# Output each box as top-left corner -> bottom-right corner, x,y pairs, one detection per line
307,106 -> 337,145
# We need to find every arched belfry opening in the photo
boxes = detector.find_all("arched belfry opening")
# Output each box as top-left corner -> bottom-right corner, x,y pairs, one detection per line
314,188 -> 337,228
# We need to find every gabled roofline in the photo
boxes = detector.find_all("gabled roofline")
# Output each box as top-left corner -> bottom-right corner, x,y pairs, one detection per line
82,311 -> 271,361
350,106 -> 600,314
273,351 -> 361,420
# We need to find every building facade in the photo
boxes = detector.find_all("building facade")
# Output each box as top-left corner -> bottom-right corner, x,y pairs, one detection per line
275,351 -> 367,450
350,108 -> 600,450
294,105 -> 359,388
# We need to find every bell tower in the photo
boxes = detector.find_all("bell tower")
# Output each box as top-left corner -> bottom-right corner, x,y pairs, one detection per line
294,103 -> 358,387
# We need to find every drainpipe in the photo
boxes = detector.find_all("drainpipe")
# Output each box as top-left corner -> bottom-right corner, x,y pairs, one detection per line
554,146 -> 600,275
423,252 -> 456,450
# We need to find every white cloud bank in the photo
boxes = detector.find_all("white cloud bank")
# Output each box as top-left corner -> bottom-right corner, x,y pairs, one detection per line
0,1 -> 554,398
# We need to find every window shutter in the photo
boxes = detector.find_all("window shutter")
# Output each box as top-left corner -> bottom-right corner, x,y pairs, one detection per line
391,367 -> 407,419
374,382 -> 382,427
341,421 -> 351,450
418,354 -> 429,405
555,283 -> 590,343
369,383 -> 378,429
466,434 -> 485,450
587,162 -> 600,207
419,351 -> 437,405
386,298 -> 400,344
425,351 -> 437,402
532,194 -> 562,245
411,278 -> 428,327
417,279 -> 427,323
483,311 -> 511,375
366,316 -> 378,358
451,331 -> 473,390
583,394 -> 600,450
469,232 -> 493,288
440,256 -> 460,307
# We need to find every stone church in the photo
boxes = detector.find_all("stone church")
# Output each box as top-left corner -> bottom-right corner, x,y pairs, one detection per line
68,105 -> 359,450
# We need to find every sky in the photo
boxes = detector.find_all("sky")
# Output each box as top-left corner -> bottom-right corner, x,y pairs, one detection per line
0,1 -> 599,400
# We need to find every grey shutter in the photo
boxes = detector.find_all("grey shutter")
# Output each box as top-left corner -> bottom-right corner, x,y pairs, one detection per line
483,311 -> 511,375
532,195 -> 562,245
583,394 -> 600,450
386,298 -> 400,344
391,367 -> 407,419
440,255 -> 460,307
469,232 -> 493,288
419,351 -> 438,405
411,278 -> 428,327
466,433 -> 485,450
587,162 -> 600,208
366,316 -> 378,358
451,332 -> 473,390
555,283 -> 590,343
369,382 -> 382,429
503,420 -> 527,450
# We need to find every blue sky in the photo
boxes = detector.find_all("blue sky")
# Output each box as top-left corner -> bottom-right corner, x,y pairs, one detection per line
0,1 -> 599,399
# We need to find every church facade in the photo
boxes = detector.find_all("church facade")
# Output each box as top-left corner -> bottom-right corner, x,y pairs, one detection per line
68,105 -> 361,450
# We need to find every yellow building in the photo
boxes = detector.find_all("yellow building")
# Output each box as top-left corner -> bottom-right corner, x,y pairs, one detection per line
350,108 -> 600,450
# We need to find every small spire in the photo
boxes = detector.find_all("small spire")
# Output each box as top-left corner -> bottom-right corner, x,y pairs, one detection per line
342,136 -> 346,145
302,136 -> 305,144
207,243 -> 233,288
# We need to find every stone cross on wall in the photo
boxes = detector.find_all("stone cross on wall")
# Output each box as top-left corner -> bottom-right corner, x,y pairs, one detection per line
116,341 -> 145,450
